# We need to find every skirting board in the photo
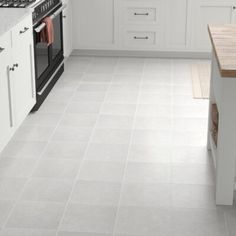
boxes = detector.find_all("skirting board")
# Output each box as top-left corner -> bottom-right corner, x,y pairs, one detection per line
72,49 -> 211,59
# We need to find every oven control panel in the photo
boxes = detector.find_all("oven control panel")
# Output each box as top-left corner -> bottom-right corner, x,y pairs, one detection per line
33,0 -> 61,24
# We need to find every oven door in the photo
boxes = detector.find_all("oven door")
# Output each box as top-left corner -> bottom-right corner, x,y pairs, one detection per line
33,4 -> 64,91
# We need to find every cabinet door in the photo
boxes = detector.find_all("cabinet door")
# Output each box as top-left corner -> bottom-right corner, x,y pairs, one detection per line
0,33 -> 13,151
166,0 -> 190,49
11,16 -> 36,125
193,0 -> 236,51
72,0 -> 115,49
63,0 -> 73,57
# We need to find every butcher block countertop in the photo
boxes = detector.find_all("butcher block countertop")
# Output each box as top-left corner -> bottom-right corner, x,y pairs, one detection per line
208,25 -> 236,78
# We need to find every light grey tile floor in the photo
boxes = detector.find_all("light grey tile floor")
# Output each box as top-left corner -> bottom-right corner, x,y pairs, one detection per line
0,56 -> 235,236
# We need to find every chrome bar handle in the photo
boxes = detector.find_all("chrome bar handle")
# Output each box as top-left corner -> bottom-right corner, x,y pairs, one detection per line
134,13 -> 149,16
134,36 -> 149,40
34,4 -> 67,33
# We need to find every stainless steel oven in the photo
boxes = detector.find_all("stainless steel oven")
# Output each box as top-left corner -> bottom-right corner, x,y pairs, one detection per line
32,0 -> 65,111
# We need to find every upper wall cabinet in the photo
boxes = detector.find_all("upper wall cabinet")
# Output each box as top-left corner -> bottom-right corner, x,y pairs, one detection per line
72,0 -> 116,49
192,0 -> 236,52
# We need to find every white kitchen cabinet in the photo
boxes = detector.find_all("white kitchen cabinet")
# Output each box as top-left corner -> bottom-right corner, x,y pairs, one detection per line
71,0 -> 116,49
11,15 -> 36,126
0,15 -> 36,153
165,0 -> 191,50
62,0 -> 73,57
192,0 -> 236,51
0,32 -> 14,152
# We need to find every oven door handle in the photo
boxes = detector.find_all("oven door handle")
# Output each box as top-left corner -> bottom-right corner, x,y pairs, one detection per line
34,4 -> 67,33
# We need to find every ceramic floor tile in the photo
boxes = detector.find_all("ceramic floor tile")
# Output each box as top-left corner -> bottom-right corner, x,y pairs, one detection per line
79,161 -> 125,182
0,158 -> 37,178
6,202 -> 65,229
81,74 -> 113,83
43,142 -> 87,160
66,102 -> 102,114
171,184 -> 216,209
12,126 -> 55,142
105,92 -> 139,104
59,114 -> 98,127
52,126 -> 93,143
171,164 -> 215,185
33,159 -> 81,179
70,180 -> 121,205
24,113 -> 62,127
1,141 -> 47,159
128,145 -> 171,163
101,103 -> 137,116
96,115 -> 134,129
134,116 -> 171,130
85,143 -> 129,162
136,104 -> 171,117
112,75 -> 142,84
124,162 -> 171,183
91,129 -> 132,145
72,92 -> 106,102
0,201 -> 14,227
120,182 -> 171,207
224,207 -> 236,236
0,229 -> 57,236
21,178 -> 73,202
170,208 -> 227,236
77,83 -> 109,92
58,232 -> 111,236
132,130 -> 172,146
60,204 -> 117,234
115,206 -> 171,235
38,101 -> 68,114
0,178 -> 27,200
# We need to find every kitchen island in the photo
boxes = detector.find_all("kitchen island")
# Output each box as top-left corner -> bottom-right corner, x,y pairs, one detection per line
208,25 -> 236,205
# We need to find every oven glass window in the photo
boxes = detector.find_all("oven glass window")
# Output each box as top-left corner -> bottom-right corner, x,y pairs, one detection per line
52,14 -> 62,59
35,40 -> 49,79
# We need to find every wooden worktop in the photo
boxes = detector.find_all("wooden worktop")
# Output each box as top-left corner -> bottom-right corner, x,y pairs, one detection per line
208,25 -> 236,78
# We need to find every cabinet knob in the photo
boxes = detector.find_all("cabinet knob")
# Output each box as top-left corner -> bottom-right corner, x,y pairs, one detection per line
9,67 -> 15,71
13,63 -> 19,68
20,27 -> 29,34
233,6 -> 236,10
63,15 -> 66,18
0,47 -> 5,53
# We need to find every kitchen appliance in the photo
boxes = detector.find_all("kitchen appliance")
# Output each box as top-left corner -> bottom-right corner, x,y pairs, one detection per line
0,0 -> 65,111
0,0 -> 36,8
32,0 -> 65,111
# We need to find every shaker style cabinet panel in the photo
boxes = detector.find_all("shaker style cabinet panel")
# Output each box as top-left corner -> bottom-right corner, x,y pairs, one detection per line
118,0 -> 164,50
0,15 -> 36,153
192,0 -> 236,51
72,0 -> 116,49
11,15 -> 36,126
0,33 -> 14,151
165,0 -> 190,50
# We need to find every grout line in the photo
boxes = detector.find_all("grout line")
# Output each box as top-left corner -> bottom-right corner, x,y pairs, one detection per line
111,58 -> 144,236
56,57 -> 118,235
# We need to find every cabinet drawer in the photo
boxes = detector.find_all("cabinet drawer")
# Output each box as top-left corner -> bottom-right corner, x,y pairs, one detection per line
124,30 -> 158,47
12,15 -> 32,49
121,1 -> 161,25
127,7 -> 157,22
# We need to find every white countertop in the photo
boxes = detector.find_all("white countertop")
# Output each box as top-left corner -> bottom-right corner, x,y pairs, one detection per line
0,8 -> 32,37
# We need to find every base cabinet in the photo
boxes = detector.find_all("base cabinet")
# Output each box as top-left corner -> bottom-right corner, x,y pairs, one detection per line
192,0 -> 236,52
72,0 -> 116,49
0,15 -> 36,153
0,33 -> 14,151
71,0 -> 236,53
